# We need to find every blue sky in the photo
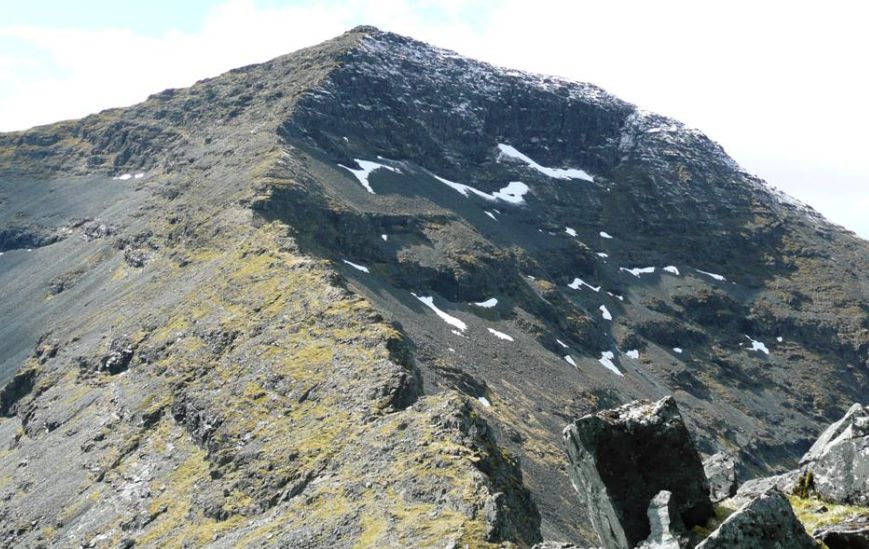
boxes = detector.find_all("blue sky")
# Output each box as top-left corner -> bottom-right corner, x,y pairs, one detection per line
1,1 -> 867,238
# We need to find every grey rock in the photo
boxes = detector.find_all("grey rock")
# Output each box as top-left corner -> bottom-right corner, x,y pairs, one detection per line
813,516 -> 869,549
702,452 -> 737,503
799,403 -> 869,505
562,396 -> 712,549
695,488 -> 817,549
636,491 -> 685,549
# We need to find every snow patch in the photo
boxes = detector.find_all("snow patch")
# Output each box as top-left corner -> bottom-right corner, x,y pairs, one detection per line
556,338 -> 569,349
497,143 -> 594,181
599,305 -> 612,320
663,265 -> 680,275
432,174 -> 529,205
381,234 -> 388,242
477,396 -> 491,407
413,294 -> 467,332
599,231 -> 613,239
568,277 -> 600,292
746,335 -> 770,355
484,211 -> 497,220
598,351 -> 623,376
620,266 -> 656,277
338,159 -> 399,194
113,173 -> 132,181
776,336 -> 783,343
473,298 -> 498,308
597,252 -> 609,258
134,172 -> 145,179
607,292 -> 624,301
342,260 -> 369,273
565,227 -> 577,237
492,181 -> 530,204
626,349 -> 639,359
673,347 -> 683,354
564,355 -> 577,367
487,328 -> 514,341
696,269 -> 726,281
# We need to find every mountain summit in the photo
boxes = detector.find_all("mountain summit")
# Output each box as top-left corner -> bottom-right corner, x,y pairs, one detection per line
0,26 -> 866,547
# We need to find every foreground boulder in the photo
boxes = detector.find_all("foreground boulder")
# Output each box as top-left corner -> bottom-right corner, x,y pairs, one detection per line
799,403 -> 869,505
563,396 -> 713,549
702,452 -> 737,503
695,489 -> 818,549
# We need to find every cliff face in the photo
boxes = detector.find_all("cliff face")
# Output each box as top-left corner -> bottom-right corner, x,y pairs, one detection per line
0,26 -> 866,547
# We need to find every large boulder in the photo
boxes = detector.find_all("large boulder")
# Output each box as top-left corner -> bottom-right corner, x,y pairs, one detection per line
562,396 -> 713,549
695,488 -> 818,549
799,403 -> 869,505
813,516 -> 869,549
702,452 -> 737,503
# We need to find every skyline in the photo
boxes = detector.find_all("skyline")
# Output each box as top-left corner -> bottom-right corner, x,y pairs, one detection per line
1,0 -> 866,238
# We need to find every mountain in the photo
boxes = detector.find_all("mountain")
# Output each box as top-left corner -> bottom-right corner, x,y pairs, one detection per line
0,25 -> 866,547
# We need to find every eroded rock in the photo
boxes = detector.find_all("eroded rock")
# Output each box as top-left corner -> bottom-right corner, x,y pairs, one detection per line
695,488 -> 817,549
637,490 -> 685,549
702,452 -> 737,503
562,396 -> 712,549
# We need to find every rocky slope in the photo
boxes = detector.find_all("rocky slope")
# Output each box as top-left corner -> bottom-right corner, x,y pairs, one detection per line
0,26 -> 866,547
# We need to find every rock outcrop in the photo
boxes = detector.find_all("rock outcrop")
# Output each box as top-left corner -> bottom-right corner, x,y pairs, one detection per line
702,452 -> 737,503
695,488 -> 817,548
563,396 -> 712,549
798,403 -> 869,505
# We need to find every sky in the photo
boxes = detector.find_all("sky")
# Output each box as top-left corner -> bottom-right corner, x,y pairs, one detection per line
1,0 -> 866,238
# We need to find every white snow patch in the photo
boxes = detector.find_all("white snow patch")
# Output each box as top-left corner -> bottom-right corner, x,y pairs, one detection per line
599,305 -> 612,320
432,174 -> 529,205
565,227 -> 577,237
338,159 -> 399,194
492,181 -> 530,204
620,266 -> 656,277
776,336 -> 783,343
484,211 -> 497,220
134,172 -> 145,179
381,234 -> 388,242
497,143 -> 594,181
477,396 -> 491,407
598,351 -> 624,376
607,292 -> 624,301
413,294 -> 467,332
599,231 -> 613,239
626,349 -> 640,359
451,329 -> 465,337
597,252 -> 609,258
26,248 -> 32,252
564,355 -> 577,367
487,328 -> 514,341
746,335 -> 770,355
473,298 -> 498,308
113,173 -> 132,181
568,277 -> 600,292
526,275 -> 536,280
673,347 -> 683,354
448,347 -> 455,353
342,260 -> 369,273
696,269 -> 726,281
663,265 -> 680,275
556,339 -> 569,349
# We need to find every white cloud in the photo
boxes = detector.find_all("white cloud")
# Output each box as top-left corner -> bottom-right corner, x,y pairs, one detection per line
0,0 -> 866,238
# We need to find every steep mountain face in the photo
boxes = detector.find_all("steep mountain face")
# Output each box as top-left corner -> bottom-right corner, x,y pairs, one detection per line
0,26 -> 866,547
